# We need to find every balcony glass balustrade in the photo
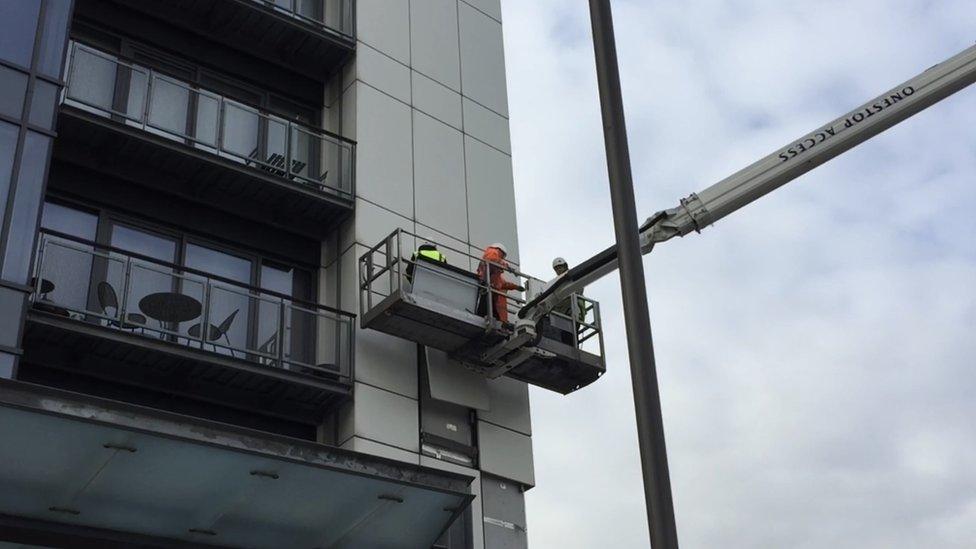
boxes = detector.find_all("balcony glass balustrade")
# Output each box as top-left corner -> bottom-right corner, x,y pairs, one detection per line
31,231 -> 354,380
262,0 -> 356,38
61,42 -> 354,199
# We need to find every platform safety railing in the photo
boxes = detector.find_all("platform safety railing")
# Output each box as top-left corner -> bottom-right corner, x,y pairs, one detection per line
62,42 -> 355,199
358,228 -> 605,356
31,231 -> 354,381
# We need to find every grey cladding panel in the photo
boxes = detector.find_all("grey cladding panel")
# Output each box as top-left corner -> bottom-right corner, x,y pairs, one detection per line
478,421 -> 534,487
482,474 -> 527,549
478,376 -> 530,435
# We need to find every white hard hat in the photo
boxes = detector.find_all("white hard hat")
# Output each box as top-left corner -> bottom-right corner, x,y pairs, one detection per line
489,243 -> 508,256
552,257 -> 568,269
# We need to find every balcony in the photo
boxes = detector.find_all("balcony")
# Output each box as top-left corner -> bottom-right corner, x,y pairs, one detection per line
21,231 -> 355,427
90,0 -> 356,77
55,42 -> 355,238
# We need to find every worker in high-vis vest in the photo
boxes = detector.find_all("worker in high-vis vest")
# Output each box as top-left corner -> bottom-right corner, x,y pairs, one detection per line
406,243 -> 446,282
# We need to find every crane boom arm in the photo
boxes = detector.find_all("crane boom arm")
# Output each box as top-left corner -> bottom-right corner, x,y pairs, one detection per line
519,41 -> 976,324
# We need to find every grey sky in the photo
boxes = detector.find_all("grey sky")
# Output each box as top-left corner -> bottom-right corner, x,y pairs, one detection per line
499,1 -> 976,547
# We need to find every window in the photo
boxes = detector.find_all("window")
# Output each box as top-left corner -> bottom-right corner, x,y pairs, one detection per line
28,79 -> 58,130
41,201 -> 98,239
37,0 -> 71,77
260,261 -> 313,365
0,122 -> 17,220
38,201 -> 98,312
185,243 -> 253,356
0,65 -> 28,119
0,0 -> 40,67
110,224 -> 177,262
2,131 -> 51,283
104,224 -> 179,332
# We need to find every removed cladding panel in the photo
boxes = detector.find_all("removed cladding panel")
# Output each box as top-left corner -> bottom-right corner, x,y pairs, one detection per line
425,345 -> 490,410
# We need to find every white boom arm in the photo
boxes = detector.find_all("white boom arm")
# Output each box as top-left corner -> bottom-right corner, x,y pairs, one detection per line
518,41 -> 976,325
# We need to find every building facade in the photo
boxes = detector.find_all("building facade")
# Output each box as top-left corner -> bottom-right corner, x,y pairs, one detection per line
0,0 -> 537,547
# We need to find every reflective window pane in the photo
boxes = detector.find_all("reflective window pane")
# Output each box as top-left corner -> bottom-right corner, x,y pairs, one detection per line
108,225 -> 178,332
37,202 -> 99,312
185,244 -> 252,356
110,224 -> 176,262
2,131 -> 52,283
185,244 -> 251,283
40,201 -> 98,240
260,263 -> 292,295
0,0 -> 40,67
257,263 -> 289,361
37,0 -> 70,77
0,122 -> 17,230
0,65 -> 27,119
28,79 -> 58,130
297,0 -> 323,23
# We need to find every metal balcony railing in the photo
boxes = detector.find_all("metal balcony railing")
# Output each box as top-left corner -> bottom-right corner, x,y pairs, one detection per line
62,42 -> 355,199
31,231 -> 354,380
257,0 -> 356,38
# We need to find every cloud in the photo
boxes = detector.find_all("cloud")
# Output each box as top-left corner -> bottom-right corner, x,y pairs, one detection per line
500,1 -> 976,547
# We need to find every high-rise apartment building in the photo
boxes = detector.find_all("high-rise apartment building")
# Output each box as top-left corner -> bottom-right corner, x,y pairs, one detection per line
0,1 -> 606,547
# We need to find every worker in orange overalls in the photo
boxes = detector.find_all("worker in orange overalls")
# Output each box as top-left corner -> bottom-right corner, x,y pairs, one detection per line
476,243 -> 524,323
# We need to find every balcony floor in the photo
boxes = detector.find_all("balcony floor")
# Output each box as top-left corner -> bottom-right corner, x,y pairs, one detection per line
54,106 -> 352,239
21,310 -> 351,431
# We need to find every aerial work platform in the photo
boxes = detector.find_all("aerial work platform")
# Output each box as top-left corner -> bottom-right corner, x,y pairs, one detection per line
359,230 -> 605,394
